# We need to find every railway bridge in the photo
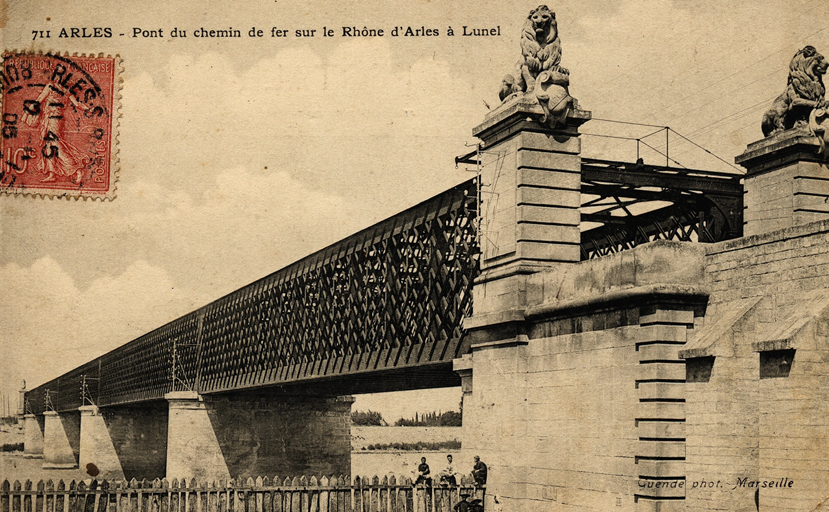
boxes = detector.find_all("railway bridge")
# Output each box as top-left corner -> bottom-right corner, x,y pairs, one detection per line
43,41 -> 829,512
20,94 -> 747,499
16,9 -> 829,512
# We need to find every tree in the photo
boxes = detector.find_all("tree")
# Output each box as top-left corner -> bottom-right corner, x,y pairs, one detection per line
351,410 -> 386,426
393,410 -> 462,426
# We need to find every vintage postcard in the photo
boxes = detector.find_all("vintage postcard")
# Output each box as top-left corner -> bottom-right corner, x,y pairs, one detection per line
2,1 -> 829,511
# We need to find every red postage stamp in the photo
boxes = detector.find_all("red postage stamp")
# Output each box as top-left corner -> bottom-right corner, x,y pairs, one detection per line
0,52 -> 120,199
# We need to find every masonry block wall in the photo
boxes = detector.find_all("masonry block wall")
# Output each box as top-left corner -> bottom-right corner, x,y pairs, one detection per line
685,220 -> 829,511
469,327 -> 640,510
464,219 -> 829,511
100,403 -> 169,480
683,327 -> 760,512
464,241 -> 705,512
200,393 -> 353,480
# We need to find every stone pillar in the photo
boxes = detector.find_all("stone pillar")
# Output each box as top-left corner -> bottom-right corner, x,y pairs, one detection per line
78,405 -> 125,479
166,391 -> 230,481
473,95 -> 589,273
17,385 -> 26,417
463,96 -> 590,512
453,354 -> 473,461
470,97 -> 590,320
22,413 -> 44,458
736,127 -> 829,236
42,411 -> 80,469
634,307 -> 695,510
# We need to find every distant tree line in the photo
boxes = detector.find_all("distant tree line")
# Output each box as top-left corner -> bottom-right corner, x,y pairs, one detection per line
394,411 -> 462,427
362,440 -> 461,451
351,410 -> 462,426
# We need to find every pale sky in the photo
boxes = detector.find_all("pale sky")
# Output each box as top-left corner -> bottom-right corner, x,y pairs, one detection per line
2,0 -> 828,417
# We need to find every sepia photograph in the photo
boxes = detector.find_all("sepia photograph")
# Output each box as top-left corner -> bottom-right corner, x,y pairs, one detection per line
2,1 -> 829,510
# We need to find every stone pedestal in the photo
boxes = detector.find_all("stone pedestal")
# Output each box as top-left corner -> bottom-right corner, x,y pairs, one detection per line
79,405 -> 125,479
736,127 -> 829,236
468,95 -> 590,330
42,411 -> 79,469
22,413 -> 44,459
473,96 -> 590,276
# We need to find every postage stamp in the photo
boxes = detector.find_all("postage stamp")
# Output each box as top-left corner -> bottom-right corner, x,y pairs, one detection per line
0,52 -> 120,199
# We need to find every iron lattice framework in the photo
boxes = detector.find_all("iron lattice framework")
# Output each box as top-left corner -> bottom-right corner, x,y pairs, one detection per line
578,158 -> 742,259
453,151 -> 743,259
27,180 -> 480,413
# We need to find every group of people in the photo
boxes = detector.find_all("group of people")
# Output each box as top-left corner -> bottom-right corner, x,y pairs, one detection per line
413,454 -> 487,487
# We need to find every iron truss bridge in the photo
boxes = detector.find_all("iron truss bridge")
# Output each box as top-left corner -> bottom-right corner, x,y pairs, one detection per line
26,180 -> 480,414
454,152 -> 744,259
577,158 -> 743,259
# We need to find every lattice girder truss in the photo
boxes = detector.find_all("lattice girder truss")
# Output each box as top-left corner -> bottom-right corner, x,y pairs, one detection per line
26,180 -> 479,413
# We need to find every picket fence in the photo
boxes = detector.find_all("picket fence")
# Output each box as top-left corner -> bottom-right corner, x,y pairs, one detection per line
0,476 -> 485,512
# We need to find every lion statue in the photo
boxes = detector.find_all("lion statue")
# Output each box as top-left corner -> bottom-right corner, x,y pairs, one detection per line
761,46 -> 828,137
500,5 -> 567,99
498,5 -> 576,128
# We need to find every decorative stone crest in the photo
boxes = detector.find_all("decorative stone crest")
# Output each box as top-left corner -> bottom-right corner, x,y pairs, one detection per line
498,5 -> 578,129
761,46 -> 828,139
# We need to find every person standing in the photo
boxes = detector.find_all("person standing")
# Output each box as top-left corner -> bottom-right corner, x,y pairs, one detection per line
471,455 -> 487,486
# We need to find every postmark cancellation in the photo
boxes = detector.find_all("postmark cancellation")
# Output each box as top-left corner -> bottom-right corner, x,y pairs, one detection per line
0,52 -> 121,199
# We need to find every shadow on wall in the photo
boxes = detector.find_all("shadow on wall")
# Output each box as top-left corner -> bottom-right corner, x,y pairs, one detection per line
101,403 -> 168,480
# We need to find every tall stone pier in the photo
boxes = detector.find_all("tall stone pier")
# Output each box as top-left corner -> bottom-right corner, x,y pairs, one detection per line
165,391 -> 353,481
22,413 -> 44,459
42,411 -> 80,469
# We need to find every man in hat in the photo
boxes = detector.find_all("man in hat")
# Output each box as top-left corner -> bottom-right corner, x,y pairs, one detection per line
453,491 -> 472,512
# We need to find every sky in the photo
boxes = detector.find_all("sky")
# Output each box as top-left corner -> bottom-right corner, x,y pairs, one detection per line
1,0 -> 828,418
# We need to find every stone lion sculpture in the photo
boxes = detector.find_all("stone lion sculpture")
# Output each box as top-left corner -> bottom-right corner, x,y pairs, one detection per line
499,5 -> 576,128
761,46 -> 828,137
